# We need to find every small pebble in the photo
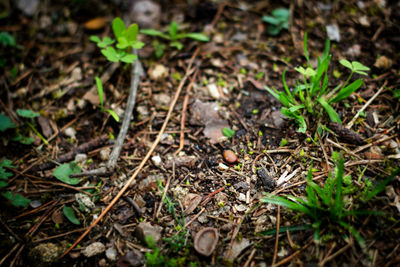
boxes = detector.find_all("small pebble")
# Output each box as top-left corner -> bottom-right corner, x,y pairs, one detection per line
151,155 -> 162,167
64,127 -> 76,139
223,150 -> 238,164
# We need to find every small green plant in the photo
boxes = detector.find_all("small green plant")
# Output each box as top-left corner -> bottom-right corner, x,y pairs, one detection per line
0,158 -> 31,207
94,77 -> 120,122
261,153 -> 393,246
141,21 -> 209,58
63,206 -> 81,225
52,161 -> 81,185
90,17 -> 142,121
90,17 -> 144,63
222,127 -> 235,138
0,32 -> 16,47
0,109 -> 47,145
265,33 -> 370,133
392,88 -> 400,101
262,8 -> 290,35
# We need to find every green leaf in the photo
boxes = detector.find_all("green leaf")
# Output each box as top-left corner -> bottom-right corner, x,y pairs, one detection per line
53,162 -> 81,185
12,134 -> 35,145
105,109 -> 120,122
0,158 -> 14,169
95,76 -> 104,111
352,61 -> 370,73
169,21 -> 179,40
295,66 -> 315,77
222,127 -> 235,138
170,41 -> 183,50
262,195 -> 312,216
267,26 -> 281,36
17,109 -> 39,118
329,79 -> 363,103
140,29 -> 169,39
339,59 -> 352,70
264,86 -> 281,102
338,221 -> 365,247
101,47 -> 119,62
0,114 -> 16,131
0,181 -> 8,188
318,98 -> 341,123
112,17 -> 125,39
63,206 -> 81,225
89,35 -> 101,43
180,33 -> 210,42
116,36 -> 129,49
130,40 -> 145,49
393,89 -> 400,99
0,32 -> 16,47
125,23 -> 139,42
272,8 -> 290,19
120,54 -> 137,63
2,191 -> 31,207
333,155 -> 344,217
262,15 -> 281,25
258,224 -> 312,236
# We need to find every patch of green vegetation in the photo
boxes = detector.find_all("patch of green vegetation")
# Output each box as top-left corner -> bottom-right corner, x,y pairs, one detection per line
90,17 -> 144,63
262,8 -> 290,35
262,153 -> 398,247
141,21 -> 209,58
0,109 -> 47,145
222,127 -> 235,138
144,181 -> 193,266
90,17 -> 143,121
265,33 -> 370,133
0,159 -> 31,208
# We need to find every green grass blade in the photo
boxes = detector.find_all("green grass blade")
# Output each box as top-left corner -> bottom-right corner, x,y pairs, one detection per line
178,33 -> 209,42
95,76 -> 104,111
106,109 -> 120,122
258,224 -> 312,236
364,168 -> 400,201
338,221 -> 365,248
317,98 -> 341,123
264,86 -> 281,102
261,195 -> 312,216
333,156 -> 344,217
329,79 -> 363,103
282,68 -> 293,99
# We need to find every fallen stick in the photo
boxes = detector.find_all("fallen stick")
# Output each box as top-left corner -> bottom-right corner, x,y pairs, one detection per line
59,50 -> 199,259
346,80 -> 387,129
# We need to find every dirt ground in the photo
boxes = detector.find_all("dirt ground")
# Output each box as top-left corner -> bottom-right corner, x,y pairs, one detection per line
0,0 -> 400,266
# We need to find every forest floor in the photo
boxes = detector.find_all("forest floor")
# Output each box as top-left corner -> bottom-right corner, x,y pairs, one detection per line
0,0 -> 400,266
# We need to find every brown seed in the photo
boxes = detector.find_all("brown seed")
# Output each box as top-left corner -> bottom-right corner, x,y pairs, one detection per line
223,150 -> 238,164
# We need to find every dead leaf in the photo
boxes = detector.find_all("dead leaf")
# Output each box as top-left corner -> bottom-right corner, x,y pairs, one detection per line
84,17 -> 108,30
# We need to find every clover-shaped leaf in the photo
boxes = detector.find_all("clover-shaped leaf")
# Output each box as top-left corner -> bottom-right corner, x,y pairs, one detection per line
340,59 -> 370,75
295,66 -> 316,77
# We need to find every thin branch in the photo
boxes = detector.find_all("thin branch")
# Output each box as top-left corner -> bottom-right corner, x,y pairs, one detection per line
107,50 -> 144,169
346,80 -> 387,129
